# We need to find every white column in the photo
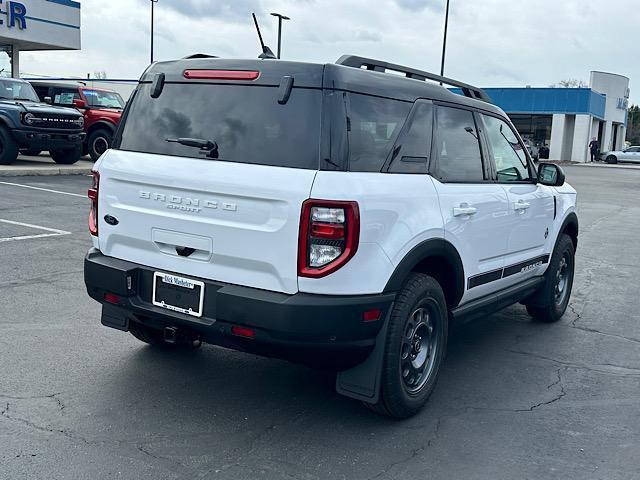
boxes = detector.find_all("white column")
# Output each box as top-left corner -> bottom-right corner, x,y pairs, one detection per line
571,114 -> 592,162
602,121 -> 613,151
10,45 -> 19,78
549,114 -> 566,160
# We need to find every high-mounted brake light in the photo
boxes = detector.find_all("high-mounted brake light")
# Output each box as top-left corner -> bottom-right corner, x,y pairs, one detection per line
298,200 -> 360,278
88,171 -> 99,236
183,69 -> 260,81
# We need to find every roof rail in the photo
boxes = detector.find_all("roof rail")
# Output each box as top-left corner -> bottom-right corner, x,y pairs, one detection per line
336,55 -> 492,104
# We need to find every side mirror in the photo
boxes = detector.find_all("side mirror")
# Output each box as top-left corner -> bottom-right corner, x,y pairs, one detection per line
537,162 -> 565,186
73,98 -> 87,109
43,96 -> 52,104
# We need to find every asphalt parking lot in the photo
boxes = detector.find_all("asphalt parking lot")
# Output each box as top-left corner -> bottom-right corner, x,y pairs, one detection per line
1,166 -> 638,480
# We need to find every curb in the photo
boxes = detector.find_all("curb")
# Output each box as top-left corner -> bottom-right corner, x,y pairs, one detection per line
0,166 -> 92,177
572,163 -> 640,171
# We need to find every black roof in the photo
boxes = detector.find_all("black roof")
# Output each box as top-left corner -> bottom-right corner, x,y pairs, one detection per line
142,56 -> 505,116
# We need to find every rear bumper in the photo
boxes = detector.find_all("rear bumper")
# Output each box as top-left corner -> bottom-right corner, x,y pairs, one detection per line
84,249 -> 395,365
11,129 -> 85,150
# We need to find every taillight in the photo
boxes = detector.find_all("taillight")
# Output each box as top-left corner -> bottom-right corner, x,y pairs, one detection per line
88,171 -> 99,236
298,200 -> 359,278
183,70 -> 260,81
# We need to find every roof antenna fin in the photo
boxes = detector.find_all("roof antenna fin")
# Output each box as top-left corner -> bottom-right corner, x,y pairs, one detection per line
252,13 -> 276,59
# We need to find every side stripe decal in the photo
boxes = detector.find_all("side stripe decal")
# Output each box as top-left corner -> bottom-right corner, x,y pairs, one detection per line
467,255 -> 550,289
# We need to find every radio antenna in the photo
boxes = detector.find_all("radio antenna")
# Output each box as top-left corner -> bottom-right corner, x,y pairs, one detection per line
251,13 -> 276,59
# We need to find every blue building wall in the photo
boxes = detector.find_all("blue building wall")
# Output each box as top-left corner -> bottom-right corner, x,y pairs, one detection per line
452,87 -> 606,119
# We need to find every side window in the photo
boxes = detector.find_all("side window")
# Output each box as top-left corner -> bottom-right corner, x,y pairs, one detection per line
483,114 -> 533,182
347,93 -> 411,172
432,106 -> 484,182
387,100 -> 432,174
32,86 -> 48,101
52,88 -> 80,106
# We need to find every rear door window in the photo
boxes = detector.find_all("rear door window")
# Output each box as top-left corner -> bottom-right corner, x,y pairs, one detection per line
386,100 -> 432,174
431,106 -> 485,182
347,93 -> 411,172
117,83 -> 322,170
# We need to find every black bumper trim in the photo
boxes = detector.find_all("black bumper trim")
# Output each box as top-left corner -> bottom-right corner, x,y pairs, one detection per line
84,249 -> 395,361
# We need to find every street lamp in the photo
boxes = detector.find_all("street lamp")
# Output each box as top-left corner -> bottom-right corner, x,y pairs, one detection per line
270,12 -> 290,59
150,0 -> 158,64
440,0 -> 450,78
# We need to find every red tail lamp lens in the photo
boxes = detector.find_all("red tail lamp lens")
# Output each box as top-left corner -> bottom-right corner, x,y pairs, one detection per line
183,70 -> 260,81
88,170 -> 99,236
231,326 -> 255,339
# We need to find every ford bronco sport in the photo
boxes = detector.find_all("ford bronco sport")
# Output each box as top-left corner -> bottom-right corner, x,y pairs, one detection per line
0,77 -> 85,165
30,81 -> 124,161
84,55 -> 578,418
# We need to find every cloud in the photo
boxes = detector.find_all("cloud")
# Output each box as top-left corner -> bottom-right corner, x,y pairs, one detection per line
137,0 -> 263,22
394,0 -> 444,12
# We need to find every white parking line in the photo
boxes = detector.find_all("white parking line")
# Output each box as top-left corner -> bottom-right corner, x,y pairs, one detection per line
0,181 -> 85,198
0,219 -> 71,243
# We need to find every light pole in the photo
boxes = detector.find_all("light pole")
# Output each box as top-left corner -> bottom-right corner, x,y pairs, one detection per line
270,12 -> 290,59
150,0 -> 158,64
440,0 -> 450,78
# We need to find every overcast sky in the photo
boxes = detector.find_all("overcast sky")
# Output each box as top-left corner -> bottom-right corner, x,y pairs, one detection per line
17,0 -> 639,102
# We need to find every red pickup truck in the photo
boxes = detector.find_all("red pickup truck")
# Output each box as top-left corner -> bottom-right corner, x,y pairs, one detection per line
30,81 -> 124,161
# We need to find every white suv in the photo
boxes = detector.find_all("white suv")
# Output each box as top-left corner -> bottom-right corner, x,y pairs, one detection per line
84,55 -> 578,418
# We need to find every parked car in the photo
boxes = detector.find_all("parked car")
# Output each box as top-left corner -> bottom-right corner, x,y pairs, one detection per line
0,77 -> 85,165
600,146 -> 640,164
84,55 -> 578,418
30,81 -> 124,161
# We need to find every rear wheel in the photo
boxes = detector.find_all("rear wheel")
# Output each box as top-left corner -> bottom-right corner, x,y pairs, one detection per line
0,126 -> 19,165
87,128 -> 113,161
49,145 -> 82,165
526,234 -> 575,323
606,155 -> 618,164
366,273 -> 448,418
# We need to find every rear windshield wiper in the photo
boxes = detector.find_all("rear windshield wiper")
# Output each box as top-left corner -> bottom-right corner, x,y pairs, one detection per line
166,137 -> 219,158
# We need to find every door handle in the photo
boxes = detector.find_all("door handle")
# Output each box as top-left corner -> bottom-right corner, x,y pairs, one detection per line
514,200 -> 530,211
453,205 -> 477,217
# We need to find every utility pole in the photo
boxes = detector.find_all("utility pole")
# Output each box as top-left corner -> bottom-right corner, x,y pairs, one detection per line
150,0 -> 158,63
270,12 -> 290,59
440,0 -> 450,78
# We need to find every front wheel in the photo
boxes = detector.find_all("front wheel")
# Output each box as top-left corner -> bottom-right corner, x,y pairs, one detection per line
366,273 -> 448,418
606,155 -> 618,164
526,234 -> 575,323
87,128 -> 113,161
0,126 -> 19,165
49,145 -> 82,165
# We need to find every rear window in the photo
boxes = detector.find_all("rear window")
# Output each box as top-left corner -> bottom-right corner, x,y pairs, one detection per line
117,83 -> 322,169
347,93 -> 411,172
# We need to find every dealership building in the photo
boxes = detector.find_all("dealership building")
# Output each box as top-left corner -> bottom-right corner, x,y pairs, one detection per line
483,71 -> 630,162
0,0 -> 80,77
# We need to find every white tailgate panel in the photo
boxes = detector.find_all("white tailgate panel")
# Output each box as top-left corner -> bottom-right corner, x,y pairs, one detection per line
96,150 -> 316,294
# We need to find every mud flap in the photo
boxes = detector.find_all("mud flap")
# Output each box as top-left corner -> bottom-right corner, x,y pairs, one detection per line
101,304 -> 130,331
335,306 -> 392,404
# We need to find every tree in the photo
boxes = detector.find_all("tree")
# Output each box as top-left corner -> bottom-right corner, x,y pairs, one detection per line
92,71 -> 107,79
549,78 -> 588,88
627,105 -> 640,145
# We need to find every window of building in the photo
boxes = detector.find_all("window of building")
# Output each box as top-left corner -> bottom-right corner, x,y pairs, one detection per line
432,106 -> 484,182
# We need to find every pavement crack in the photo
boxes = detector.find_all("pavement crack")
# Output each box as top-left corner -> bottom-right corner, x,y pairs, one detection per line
516,368 -> 567,411
567,324 -> 640,345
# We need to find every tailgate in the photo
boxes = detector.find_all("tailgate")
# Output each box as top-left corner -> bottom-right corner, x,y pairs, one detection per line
96,150 -> 316,294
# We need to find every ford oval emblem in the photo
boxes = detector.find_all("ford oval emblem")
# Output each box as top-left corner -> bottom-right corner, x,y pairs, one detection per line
104,214 -> 119,226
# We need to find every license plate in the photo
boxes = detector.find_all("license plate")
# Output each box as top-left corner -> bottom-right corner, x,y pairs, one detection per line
152,272 -> 205,318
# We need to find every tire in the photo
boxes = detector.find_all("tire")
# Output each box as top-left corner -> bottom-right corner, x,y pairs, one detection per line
606,155 -> 617,164
49,145 -> 82,165
87,128 -> 113,161
366,273 -> 448,418
0,126 -> 19,165
21,149 -> 42,156
526,234 -> 575,323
